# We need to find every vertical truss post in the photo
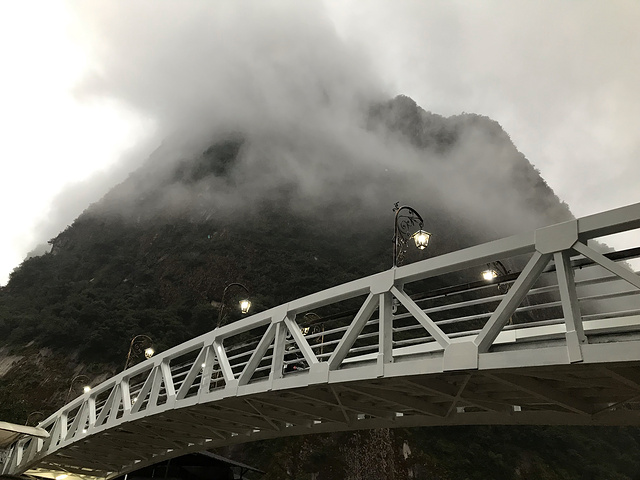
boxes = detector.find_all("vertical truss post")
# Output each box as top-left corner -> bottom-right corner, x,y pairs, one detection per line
271,321 -> 288,382
59,412 -> 68,444
88,396 -> 96,429
377,292 -> 394,377
120,379 -> 132,416
555,250 -> 587,362
198,345 -> 215,398
213,340 -> 236,386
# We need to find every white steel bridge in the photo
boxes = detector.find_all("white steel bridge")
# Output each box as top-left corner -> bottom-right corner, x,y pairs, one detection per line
3,203 -> 640,479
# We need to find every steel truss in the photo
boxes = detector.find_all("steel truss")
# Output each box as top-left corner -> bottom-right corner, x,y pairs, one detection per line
3,203 -> 640,479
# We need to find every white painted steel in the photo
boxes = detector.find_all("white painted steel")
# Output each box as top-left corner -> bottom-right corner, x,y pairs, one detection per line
2,203 -> 640,479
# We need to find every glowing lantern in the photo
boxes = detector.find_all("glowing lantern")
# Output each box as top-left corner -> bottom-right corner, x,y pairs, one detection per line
412,230 -> 431,250
239,299 -> 251,314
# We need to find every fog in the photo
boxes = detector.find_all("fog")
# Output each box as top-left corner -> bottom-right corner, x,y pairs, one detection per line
5,0 -> 638,285
49,0 -> 569,247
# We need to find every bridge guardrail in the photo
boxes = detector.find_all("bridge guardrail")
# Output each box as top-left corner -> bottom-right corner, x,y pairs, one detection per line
3,202 -> 640,477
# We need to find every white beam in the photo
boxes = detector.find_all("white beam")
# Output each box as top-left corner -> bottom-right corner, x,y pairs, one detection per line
475,251 -> 551,353
555,251 -> 587,363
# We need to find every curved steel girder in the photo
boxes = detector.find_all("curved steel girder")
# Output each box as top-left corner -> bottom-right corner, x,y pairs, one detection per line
5,202 -> 640,478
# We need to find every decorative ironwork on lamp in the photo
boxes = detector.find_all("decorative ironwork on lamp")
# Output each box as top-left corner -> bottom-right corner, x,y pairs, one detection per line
217,283 -> 252,328
123,334 -> 155,371
393,202 -> 431,267
24,411 -> 45,426
65,374 -> 92,403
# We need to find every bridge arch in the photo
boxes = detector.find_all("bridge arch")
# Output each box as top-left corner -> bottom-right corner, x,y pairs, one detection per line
3,203 -> 640,479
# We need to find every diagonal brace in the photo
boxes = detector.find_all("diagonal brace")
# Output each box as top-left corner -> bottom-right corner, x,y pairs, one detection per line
391,286 -> 450,349
555,251 -> 587,363
238,322 -> 277,386
328,293 -> 378,370
475,251 -> 551,352
574,241 -> 640,290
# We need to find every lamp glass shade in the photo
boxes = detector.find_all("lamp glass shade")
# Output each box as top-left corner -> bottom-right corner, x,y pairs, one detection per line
412,230 -> 431,250
144,347 -> 155,359
239,299 -> 251,314
482,269 -> 499,281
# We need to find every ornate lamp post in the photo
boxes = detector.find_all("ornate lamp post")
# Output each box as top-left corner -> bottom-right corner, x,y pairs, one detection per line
65,375 -> 92,403
393,203 -> 431,268
123,334 -> 155,371
216,283 -> 251,328
24,411 -> 45,426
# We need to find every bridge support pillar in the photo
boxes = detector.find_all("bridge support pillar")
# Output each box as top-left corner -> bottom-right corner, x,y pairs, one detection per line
443,342 -> 478,371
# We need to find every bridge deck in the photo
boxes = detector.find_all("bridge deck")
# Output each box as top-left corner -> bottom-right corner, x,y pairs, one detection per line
3,203 -> 640,479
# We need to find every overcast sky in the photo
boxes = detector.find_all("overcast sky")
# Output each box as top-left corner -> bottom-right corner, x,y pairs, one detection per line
1,0 -> 638,285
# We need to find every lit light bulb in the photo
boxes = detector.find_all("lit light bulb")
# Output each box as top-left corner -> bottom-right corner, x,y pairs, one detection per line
412,230 -> 431,250
239,299 -> 251,314
482,269 -> 498,281
83,386 -> 91,394
144,347 -> 155,359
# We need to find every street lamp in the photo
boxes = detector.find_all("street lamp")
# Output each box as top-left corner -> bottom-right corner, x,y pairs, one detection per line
124,334 -> 155,371
481,261 -> 511,295
65,375 -> 92,403
482,261 -> 508,280
217,283 -> 251,328
24,411 -> 45,426
481,260 -> 508,280
393,203 -> 431,267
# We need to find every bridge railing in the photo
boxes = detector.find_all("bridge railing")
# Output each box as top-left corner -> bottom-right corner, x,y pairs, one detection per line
3,202 -> 640,476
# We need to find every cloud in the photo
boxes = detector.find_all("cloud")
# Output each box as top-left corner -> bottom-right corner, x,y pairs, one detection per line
325,0 -> 640,219
57,0 -> 578,250
70,0 -> 384,139
3,1 -> 637,286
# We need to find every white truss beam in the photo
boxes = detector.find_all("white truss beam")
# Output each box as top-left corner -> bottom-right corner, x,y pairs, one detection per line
475,251 -> 552,353
555,250 -> 587,362
5,202 -> 640,478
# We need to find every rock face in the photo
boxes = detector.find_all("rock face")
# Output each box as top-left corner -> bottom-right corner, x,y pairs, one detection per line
4,96 -> 634,479
0,349 -> 22,378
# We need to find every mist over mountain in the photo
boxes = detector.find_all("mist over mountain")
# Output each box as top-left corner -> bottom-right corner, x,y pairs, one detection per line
90,93 -> 571,241
1,90 -> 576,358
